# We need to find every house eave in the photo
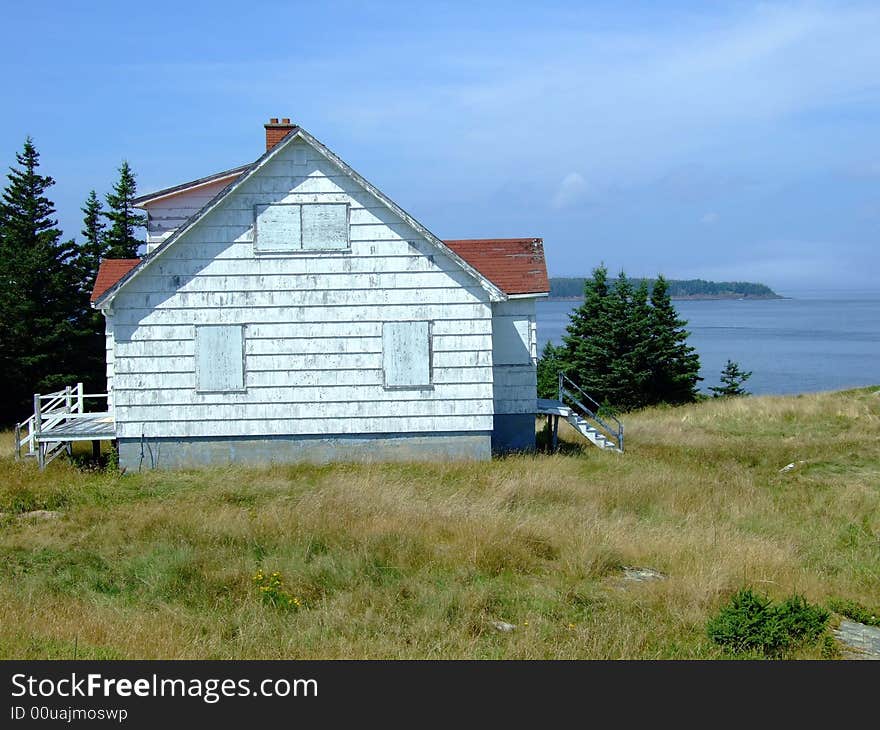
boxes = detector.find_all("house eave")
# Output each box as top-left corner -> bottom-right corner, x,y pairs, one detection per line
506,292 -> 549,299
132,164 -> 251,208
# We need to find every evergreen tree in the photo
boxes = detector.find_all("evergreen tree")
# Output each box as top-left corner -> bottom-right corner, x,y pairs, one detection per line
537,341 -> 567,400
0,138 -> 82,424
70,190 -> 111,396
709,360 -> 752,397
561,264 -> 614,401
78,190 -> 107,291
646,275 -> 702,404
605,276 -> 653,410
103,161 -> 145,258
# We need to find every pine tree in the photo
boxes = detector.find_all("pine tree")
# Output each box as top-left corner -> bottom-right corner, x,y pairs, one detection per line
709,360 -> 752,397
646,275 -> 702,404
103,161 -> 145,258
0,138 -> 82,424
561,264 -> 614,401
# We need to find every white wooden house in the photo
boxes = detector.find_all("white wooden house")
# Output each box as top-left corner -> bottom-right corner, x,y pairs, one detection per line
89,118 -> 551,469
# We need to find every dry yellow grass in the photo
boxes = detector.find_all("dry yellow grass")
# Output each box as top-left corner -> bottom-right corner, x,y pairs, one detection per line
0,387 -> 877,659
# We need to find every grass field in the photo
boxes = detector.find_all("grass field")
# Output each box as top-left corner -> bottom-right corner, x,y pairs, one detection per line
1,387 -> 878,659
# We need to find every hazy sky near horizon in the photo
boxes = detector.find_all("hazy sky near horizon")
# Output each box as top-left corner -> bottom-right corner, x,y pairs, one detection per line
2,1 -> 879,294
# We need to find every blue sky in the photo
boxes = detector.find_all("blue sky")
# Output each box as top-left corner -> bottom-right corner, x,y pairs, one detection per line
3,1 -> 879,293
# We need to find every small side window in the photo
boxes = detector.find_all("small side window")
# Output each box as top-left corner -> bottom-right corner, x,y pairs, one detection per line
382,321 -> 431,388
196,325 -> 245,392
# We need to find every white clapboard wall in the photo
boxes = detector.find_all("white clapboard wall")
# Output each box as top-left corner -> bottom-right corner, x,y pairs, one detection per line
110,138 -> 498,440
491,299 -> 538,415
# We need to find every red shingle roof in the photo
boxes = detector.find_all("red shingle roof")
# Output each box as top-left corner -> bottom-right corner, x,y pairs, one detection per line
91,238 -> 549,304
444,238 -> 549,295
90,259 -> 141,302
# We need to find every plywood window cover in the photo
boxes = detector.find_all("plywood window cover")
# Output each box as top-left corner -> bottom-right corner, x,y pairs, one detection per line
382,320 -> 434,390
195,324 -> 247,393
254,202 -> 350,253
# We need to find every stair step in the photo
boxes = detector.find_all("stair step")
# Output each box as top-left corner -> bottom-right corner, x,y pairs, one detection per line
563,411 -> 623,452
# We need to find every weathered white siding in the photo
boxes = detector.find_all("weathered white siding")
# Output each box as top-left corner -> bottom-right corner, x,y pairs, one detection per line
491,298 -> 538,414
105,315 -> 115,413
109,139 -> 495,440
141,176 -> 236,251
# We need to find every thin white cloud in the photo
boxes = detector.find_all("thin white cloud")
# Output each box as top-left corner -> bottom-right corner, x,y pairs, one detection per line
701,212 -> 719,225
552,172 -> 589,209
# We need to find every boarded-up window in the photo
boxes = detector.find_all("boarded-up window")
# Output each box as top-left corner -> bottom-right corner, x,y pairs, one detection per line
383,321 -> 431,388
255,204 -> 301,252
492,316 -> 532,364
254,203 -> 348,252
302,204 -> 348,249
196,325 -> 245,391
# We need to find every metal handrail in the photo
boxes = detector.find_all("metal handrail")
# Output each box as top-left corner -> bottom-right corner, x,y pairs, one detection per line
557,372 -> 625,451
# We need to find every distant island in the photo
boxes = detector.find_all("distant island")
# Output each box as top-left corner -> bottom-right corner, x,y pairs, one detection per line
549,277 -> 782,300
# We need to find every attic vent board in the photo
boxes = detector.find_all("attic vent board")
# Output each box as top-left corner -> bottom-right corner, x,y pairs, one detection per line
293,147 -> 307,165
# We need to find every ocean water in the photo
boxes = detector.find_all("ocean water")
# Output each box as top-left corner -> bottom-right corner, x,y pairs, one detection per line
536,290 -> 880,396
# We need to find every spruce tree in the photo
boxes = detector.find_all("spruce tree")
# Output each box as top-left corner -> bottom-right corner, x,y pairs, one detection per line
709,360 -> 752,397
605,273 -> 652,411
70,190 -> 111,396
0,138 -> 82,424
103,161 -> 145,258
647,275 -> 702,404
78,190 -> 107,290
606,271 -> 651,410
561,264 -> 614,401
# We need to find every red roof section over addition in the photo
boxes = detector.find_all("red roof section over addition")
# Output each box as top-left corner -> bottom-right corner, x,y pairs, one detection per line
444,238 -> 549,295
90,259 -> 141,302
90,239 -> 550,303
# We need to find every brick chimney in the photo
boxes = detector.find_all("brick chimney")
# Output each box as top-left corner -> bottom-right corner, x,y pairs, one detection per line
264,117 -> 295,151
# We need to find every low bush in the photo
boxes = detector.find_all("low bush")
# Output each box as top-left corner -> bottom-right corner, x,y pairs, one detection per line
827,598 -> 880,627
707,588 -> 829,657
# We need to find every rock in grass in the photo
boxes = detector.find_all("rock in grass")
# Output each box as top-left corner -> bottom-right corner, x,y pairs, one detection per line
779,460 -> 807,473
833,619 -> 880,660
622,566 -> 667,582
491,620 -> 516,632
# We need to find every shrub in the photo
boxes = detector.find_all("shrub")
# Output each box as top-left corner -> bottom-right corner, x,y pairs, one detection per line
707,588 -> 829,657
827,598 -> 880,627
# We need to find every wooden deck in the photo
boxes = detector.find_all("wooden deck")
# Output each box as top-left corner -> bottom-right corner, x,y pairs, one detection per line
15,383 -> 116,468
36,412 -> 116,443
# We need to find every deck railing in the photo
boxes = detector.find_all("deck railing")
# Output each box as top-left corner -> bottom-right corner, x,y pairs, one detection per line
14,383 -> 109,466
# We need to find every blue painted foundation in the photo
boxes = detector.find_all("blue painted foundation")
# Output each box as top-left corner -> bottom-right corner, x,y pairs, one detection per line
117,431 -> 491,470
491,414 -> 537,453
